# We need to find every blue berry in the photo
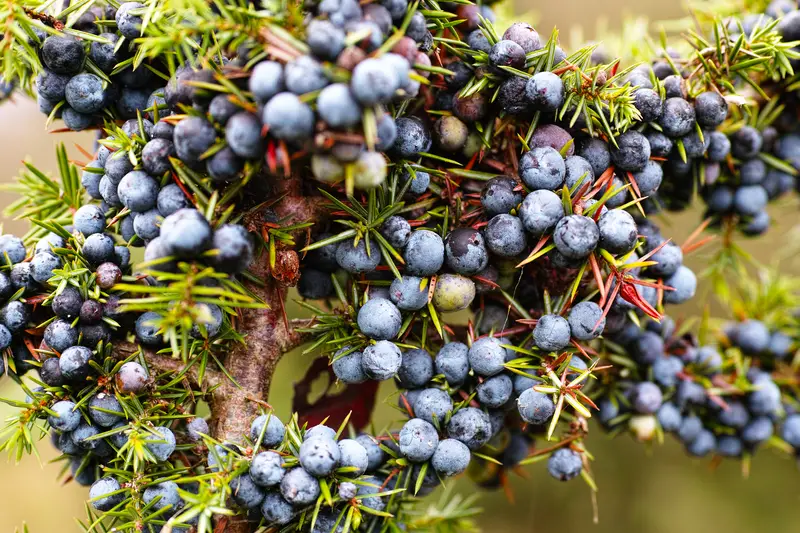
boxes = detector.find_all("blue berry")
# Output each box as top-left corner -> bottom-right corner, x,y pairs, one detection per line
173,116 -> 217,164
481,176 -> 523,216
357,298 -> 402,340
307,19 -> 345,59
547,448 -> 582,481
157,183 -> 190,217
731,126 -> 763,159
388,275 -> 428,311
742,416 -> 774,447
781,414 -> 800,448
404,230 -> 444,276
717,435 -> 743,458
633,88 -> 663,122
519,189 -> 564,236
144,426 -> 176,462
520,147 -> 566,191
631,382 -> 663,414
564,155 -> 595,190
553,215 -> 599,259
488,40 -> 525,72
186,418 -> 208,442
647,241 -> 683,277
332,347 -> 366,384
663,266 -> 697,305
392,117 -> 431,158
211,224 -> 253,274
250,451 -> 284,487
160,208 -> 212,257
444,228 -> 488,275
446,407 -> 492,450
413,388 -> 453,425
90,477 -> 124,512
338,438 -> 369,476
748,378 -> 781,416
435,342 -> 469,385
143,480 -> 183,512
567,301 -> 605,341
398,348 -> 434,389
250,413 -> 285,448
299,435 -> 341,477
261,492 -> 294,525
225,112 -> 264,159
468,337 -> 506,377
477,373 -> 513,408
686,429 -> 716,457
533,314 -> 571,352
431,438 -> 471,477
485,214 -> 526,257
249,61 -> 284,103
41,36 -> 84,75
657,402 -> 682,432
351,58 -> 398,105
48,400 -> 81,432
525,72 -> 564,112
88,393 -> 124,427
59,345 -> 92,381
336,239 -> 381,273
116,2 -> 144,39
142,138 -> 175,176
658,97 -> 696,138
280,467 -> 320,505
318,83 -> 362,128
610,131 -> 651,171
362,340 -> 402,380
598,209 -> 638,255
694,91 -> 728,128
65,73 -> 105,114
399,418 -> 439,462
517,389 -> 555,425
30,252 -> 61,284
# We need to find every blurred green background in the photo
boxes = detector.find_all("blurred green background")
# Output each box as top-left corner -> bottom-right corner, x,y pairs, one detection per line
2,1 -> 800,532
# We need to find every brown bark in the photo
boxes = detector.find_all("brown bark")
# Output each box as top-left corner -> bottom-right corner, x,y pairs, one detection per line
208,174 -> 326,533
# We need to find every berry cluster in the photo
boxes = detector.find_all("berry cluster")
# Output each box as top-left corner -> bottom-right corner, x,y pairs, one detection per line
1,0 -> 800,531
34,3 -> 167,130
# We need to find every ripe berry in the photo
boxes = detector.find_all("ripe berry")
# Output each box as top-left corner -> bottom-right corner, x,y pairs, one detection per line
362,340 -> 402,380
694,91 -> 728,128
525,72 -> 565,112
116,2 -> 145,39
547,448 -> 582,481
399,418 -> 439,462
598,209 -> 638,255
658,97 -> 696,138
553,215 -> 599,259
435,342 -> 469,386
488,40 -> 526,72
517,389 -> 555,425
357,298 -> 402,340
41,36 -> 85,75
533,314 -> 571,352
481,176 -> 523,216
280,467 -> 320,506
65,73 -> 105,114
520,146 -> 566,190
485,214 -> 527,257
116,361 -> 149,393
160,208 -> 212,257
262,92 -> 315,142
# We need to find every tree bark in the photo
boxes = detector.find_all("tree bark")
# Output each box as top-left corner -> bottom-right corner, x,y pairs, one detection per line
208,173 -> 326,533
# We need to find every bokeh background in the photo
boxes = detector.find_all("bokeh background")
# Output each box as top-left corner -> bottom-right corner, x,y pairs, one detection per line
2,1 -> 800,532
